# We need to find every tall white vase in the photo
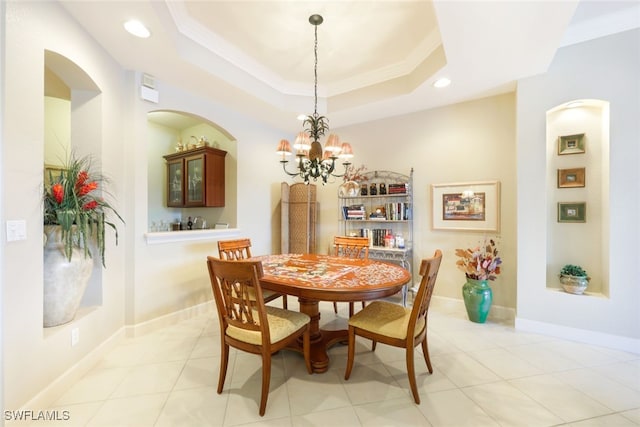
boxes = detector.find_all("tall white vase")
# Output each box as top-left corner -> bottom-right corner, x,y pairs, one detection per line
43,226 -> 94,327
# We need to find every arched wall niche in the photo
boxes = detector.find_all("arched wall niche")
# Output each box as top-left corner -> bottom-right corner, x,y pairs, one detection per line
545,98 -> 610,296
146,110 -> 238,231
44,50 -> 105,313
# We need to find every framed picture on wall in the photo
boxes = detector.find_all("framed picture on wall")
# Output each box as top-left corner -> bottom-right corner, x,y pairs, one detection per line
558,133 -> 585,155
558,202 -> 586,223
558,167 -> 586,188
431,181 -> 500,232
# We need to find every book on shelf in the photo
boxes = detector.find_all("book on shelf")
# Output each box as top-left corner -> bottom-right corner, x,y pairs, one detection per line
344,204 -> 365,220
382,202 -> 411,220
370,228 -> 393,247
388,183 -> 407,194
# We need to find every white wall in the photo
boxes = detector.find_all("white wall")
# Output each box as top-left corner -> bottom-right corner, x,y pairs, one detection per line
127,75 -> 285,326
3,1 -> 128,409
516,29 -> 640,351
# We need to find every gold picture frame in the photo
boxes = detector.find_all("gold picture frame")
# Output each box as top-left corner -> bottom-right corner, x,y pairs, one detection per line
558,133 -> 585,155
558,167 -> 586,188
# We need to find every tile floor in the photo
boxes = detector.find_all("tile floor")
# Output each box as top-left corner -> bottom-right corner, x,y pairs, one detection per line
21,301 -> 640,426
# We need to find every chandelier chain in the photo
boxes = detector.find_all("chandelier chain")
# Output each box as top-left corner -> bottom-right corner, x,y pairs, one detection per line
313,23 -> 319,120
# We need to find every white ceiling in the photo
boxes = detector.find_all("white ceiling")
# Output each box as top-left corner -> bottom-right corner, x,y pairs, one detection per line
59,1 -> 639,132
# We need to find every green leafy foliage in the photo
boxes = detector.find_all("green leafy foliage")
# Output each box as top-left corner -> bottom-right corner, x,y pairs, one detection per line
43,152 -> 124,267
560,264 -> 588,277
303,114 -> 329,142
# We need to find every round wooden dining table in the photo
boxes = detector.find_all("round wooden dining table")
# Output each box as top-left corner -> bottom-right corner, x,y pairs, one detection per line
253,253 -> 411,373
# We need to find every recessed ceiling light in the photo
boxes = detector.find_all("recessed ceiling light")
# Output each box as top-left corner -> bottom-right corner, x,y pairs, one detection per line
296,114 -> 307,121
433,77 -> 451,88
124,20 -> 151,38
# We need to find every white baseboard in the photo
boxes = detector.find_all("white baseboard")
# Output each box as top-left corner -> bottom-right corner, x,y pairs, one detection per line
430,295 -> 516,323
20,301 -> 216,412
125,300 -> 214,337
21,328 -> 126,413
515,317 -> 640,354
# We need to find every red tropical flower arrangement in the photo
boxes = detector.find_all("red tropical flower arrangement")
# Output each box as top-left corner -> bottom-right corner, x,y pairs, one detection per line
455,238 -> 502,281
44,153 -> 123,266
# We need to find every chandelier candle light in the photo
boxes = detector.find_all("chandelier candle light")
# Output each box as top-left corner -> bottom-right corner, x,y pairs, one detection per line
277,14 -> 354,184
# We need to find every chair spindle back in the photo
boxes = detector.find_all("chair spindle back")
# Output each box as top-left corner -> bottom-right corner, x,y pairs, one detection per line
207,257 -> 269,342
334,236 -> 370,259
218,238 -> 253,260
409,250 -> 443,334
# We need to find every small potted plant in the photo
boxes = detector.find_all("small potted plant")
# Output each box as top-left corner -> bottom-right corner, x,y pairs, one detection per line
559,264 -> 590,295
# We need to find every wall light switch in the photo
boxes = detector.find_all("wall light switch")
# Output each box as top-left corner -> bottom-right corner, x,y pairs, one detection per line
6,220 -> 27,242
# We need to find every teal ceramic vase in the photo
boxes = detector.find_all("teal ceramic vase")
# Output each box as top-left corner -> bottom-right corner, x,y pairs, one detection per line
462,277 -> 492,323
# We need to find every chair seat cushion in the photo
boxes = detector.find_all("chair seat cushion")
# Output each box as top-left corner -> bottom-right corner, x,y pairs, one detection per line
348,301 -> 425,340
227,306 -> 310,345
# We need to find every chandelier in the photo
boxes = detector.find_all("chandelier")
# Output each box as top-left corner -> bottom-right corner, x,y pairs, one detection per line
276,14 -> 354,185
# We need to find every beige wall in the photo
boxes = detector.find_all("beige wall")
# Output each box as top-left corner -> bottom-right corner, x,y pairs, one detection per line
320,93 -> 517,309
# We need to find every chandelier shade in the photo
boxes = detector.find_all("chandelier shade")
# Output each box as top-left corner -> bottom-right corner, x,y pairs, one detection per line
276,139 -> 292,156
277,14 -> 353,184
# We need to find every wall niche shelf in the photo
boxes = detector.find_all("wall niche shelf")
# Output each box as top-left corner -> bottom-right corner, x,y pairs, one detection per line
545,99 -> 609,296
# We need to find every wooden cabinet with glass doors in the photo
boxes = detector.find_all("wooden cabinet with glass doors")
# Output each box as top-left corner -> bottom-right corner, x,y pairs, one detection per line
163,146 -> 227,207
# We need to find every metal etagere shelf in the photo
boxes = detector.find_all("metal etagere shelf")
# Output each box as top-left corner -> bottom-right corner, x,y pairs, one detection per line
338,168 -> 414,305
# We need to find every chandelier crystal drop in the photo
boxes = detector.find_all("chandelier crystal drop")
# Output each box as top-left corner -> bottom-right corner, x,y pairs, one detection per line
276,14 -> 354,185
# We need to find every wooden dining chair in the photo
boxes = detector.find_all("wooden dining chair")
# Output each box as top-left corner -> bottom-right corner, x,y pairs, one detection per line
217,238 -> 287,309
333,236 -> 370,317
206,257 -> 312,416
344,249 -> 443,404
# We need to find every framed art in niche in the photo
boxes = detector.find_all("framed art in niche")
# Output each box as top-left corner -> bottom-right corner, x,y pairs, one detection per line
558,133 -> 585,155
558,202 -> 586,223
558,167 -> 586,188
